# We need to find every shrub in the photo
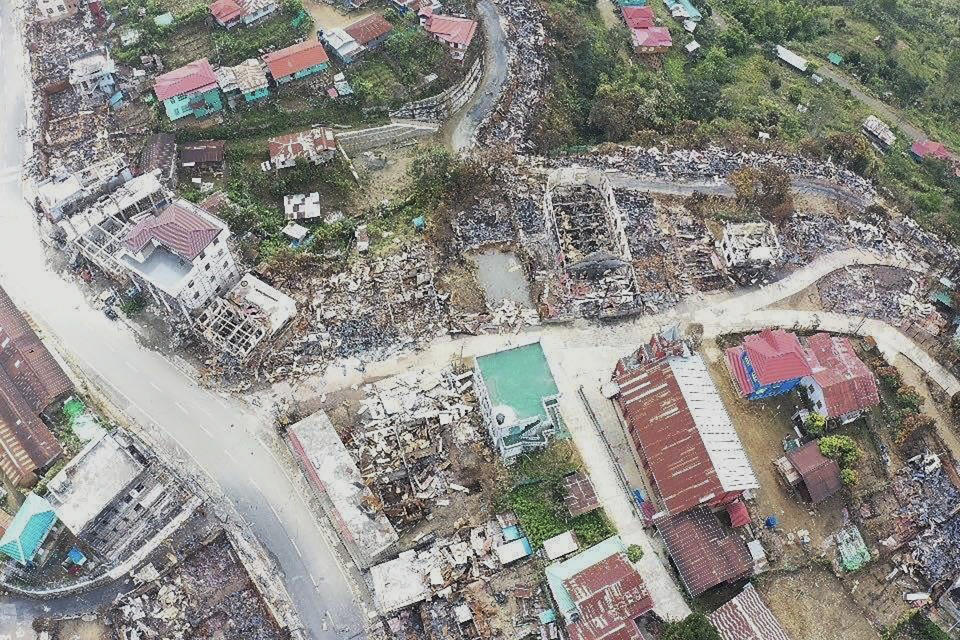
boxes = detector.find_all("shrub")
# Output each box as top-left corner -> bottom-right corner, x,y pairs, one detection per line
627,544 -> 644,562
662,613 -> 722,640
819,435 -> 863,468
877,365 -> 902,390
895,413 -> 936,447
804,412 -> 827,436
840,468 -> 859,486
896,386 -> 924,413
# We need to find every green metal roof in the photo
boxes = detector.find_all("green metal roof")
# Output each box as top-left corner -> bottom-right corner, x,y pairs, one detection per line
828,52 -> 843,65
0,493 -> 58,566
476,342 -> 559,428
545,535 -> 624,622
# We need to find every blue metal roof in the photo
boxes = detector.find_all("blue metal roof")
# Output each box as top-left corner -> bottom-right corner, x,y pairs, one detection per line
502,524 -> 522,541
0,493 -> 58,565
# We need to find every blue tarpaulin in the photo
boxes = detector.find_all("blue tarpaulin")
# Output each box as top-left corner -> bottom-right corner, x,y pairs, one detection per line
67,547 -> 87,565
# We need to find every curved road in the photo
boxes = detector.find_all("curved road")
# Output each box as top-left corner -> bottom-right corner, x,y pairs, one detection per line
447,0 -> 508,151
0,5 -> 365,639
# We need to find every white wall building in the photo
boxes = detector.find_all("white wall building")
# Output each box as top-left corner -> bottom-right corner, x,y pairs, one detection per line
36,0 -> 79,21
68,52 -> 118,100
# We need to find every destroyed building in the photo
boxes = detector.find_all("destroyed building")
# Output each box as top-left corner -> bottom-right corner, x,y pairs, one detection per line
196,274 -> 296,359
44,431 -> 196,562
112,530 -> 291,640
0,285 -> 73,487
543,168 -> 640,319
266,127 -> 337,169
718,222 -> 783,283
67,51 -> 117,102
287,410 -> 399,569
283,192 -> 323,221
613,339 -> 759,517
140,134 -> 179,188
474,341 -> 563,464
35,154 -> 132,221
118,200 -> 240,321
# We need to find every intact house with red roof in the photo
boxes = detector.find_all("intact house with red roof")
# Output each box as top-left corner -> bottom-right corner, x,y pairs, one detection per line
209,0 -> 278,29
709,583 -> 792,640
613,339 -> 759,519
620,6 -> 672,54
799,333 -> 880,424
267,127 -> 337,170
725,329 -> 811,400
153,58 -> 223,121
910,139 -> 960,176
321,14 -> 393,64
418,7 -> 477,60
118,200 -> 239,320
262,40 -> 330,85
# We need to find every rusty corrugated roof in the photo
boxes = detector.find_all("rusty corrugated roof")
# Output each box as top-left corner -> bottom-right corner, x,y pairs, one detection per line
563,472 -> 600,518
786,440 -> 841,504
806,333 -> 879,418
564,551 -> 653,640
709,583 -> 792,640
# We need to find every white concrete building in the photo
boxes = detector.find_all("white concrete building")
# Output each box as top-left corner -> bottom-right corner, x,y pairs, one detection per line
35,154 -> 132,221
119,200 -> 239,320
35,0 -> 79,21
197,274 -> 296,359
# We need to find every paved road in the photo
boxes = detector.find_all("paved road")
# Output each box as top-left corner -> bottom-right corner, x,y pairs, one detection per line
0,5 -> 365,638
814,64 -> 927,143
447,0 -> 508,151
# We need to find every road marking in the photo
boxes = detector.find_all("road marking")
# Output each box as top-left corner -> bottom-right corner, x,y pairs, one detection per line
149,381 -> 162,392
197,423 -> 212,438
291,539 -> 302,558
197,404 -> 213,418
174,401 -> 188,415
270,504 -> 282,521
225,450 -> 238,464
249,477 -> 262,493
124,361 -> 138,372
310,573 -> 319,588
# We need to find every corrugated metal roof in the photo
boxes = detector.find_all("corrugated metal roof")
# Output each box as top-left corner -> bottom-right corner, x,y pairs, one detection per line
709,583 -> 792,640
563,472 -> 600,518
546,536 -> 626,622
656,508 -> 752,597
785,441 -> 841,503
621,5 -> 653,28
0,493 -> 58,565
262,40 -> 329,79
268,127 -> 337,165
424,13 -> 477,46
741,329 -> 811,386
153,58 -> 218,101
615,354 -> 758,514
344,13 -> 393,45
181,140 -> 226,165
806,333 -> 880,418
563,551 -> 653,640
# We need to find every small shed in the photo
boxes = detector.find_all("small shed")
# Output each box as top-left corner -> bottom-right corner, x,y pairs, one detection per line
783,440 -> 841,503
562,472 -> 600,518
827,52 -> 843,66
543,531 -> 579,560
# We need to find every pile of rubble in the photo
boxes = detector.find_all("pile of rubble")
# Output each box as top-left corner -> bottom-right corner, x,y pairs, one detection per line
817,266 -> 922,321
450,299 -> 541,335
260,248 -> 448,379
475,0 -> 548,151
455,169 -> 546,250
892,454 -> 960,586
113,533 -> 287,640
343,367 -> 480,529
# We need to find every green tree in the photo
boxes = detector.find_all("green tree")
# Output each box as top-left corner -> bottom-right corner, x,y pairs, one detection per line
896,385 -> 924,413
662,613 -> 722,640
819,435 -> 863,469
804,412 -> 827,436
627,544 -> 644,562
840,468 -> 859,486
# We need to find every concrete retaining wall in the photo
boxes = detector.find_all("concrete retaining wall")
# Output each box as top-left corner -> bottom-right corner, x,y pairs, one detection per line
390,57 -> 484,123
337,120 -> 440,155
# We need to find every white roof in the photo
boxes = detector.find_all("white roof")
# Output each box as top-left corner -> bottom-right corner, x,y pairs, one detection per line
543,531 -> 579,560
668,355 -> 760,493
776,45 -> 808,72
685,41 -> 700,53
37,175 -> 83,212
370,551 -> 430,613
228,274 -> 296,332
45,433 -> 145,534
283,192 -> 324,220
326,28 -> 362,56
495,538 -> 531,565
282,222 -> 309,241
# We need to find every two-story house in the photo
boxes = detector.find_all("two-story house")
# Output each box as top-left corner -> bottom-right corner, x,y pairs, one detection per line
725,329 -> 812,400
119,200 -> 239,321
154,58 -> 223,121
418,7 -> 477,60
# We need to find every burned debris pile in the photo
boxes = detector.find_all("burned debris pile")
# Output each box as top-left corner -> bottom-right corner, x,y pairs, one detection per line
343,367 -> 480,530
818,266 -> 926,322
112,532 -> 289,640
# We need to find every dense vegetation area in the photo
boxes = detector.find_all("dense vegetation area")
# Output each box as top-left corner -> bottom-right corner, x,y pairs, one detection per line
535,0 -> 960,237
495,444 -> 616,550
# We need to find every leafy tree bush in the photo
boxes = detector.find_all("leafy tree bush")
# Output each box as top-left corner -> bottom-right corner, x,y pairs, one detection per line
896,386 -> 924,414
840,468 -> 859,486
729,166 -> 793,217
725,0 -> 825,42
627,544 -> 644,562
876,365 -> 902,390
662,613 -> 722,640
895,413 -> 936,447
804,412 -> 827,436
819,435 -> 863,469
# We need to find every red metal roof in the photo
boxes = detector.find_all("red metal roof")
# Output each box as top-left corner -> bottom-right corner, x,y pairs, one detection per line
805,333 -> 879,418
741,329 -> 811,386
181,140 -> 226,165
210,0 -> 245,23
726,500 -> 750,528
268,127 -> 337,163
785,441 -> 841,503
656,508 -> 752,597
564,552 -> 653,640
615,360 -> 727,514
123,201 -> 222,261
631,26 -> 672,49
621,5 -> 653,28
911,139 -> 954,161
563,472 -> 600,518
724,346 -> 753,397
709,583 -> 792,640
344,13 -> 393,46
154,58 -> 218,101
424,14 -> 477,47
263,40 -> 329,79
